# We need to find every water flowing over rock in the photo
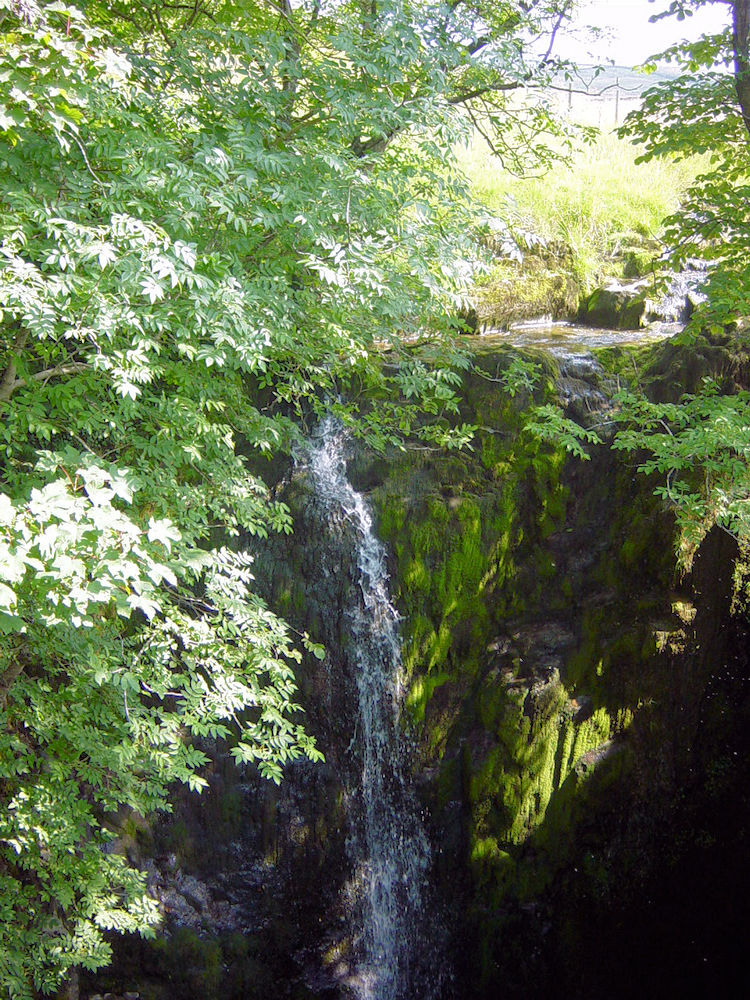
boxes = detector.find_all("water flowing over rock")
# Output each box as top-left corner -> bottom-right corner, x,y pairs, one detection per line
579,265 -> 708,331
649,263 -> 708,324
302,417 -> 442,1000
555,353 -> 615,422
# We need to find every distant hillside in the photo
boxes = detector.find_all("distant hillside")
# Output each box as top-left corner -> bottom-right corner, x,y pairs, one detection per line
542,64 -> 683,126
553,63 -> 681,97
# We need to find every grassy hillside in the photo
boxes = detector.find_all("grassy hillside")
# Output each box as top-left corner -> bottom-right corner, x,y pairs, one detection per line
459,129 -> 703,288
457,125 -> 706,325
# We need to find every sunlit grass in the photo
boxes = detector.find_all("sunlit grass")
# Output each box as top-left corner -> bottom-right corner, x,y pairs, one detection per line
456,128 -> 707,290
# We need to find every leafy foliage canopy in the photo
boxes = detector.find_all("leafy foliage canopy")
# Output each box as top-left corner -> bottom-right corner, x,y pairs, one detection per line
613,0 -> 750,559
0,0 -> 575,992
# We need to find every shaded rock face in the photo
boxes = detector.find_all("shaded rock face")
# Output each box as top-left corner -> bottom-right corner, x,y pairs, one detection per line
94,340 -> 750,1000
354,342 -> 750,999
92,461 -> 362,1000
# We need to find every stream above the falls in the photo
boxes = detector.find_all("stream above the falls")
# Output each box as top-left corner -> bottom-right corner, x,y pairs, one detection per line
474,318 -> 681,356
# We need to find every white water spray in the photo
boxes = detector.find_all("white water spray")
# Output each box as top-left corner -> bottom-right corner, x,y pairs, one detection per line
305,417 -> 431,1000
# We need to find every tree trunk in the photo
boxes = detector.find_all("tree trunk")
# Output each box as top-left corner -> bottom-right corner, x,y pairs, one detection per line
0,326 -> 28,403
57,968 -> 79,1000
0,656 -> 25,710
733,0 -> 750,137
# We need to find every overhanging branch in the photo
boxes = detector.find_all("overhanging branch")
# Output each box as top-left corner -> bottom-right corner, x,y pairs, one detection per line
0,360 -> 89,402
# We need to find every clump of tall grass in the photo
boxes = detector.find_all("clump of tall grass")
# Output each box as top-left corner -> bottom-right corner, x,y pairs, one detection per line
457,129 -> 705,292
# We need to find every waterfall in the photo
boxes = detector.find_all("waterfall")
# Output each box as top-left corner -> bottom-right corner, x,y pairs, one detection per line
305,417 -> 433,1000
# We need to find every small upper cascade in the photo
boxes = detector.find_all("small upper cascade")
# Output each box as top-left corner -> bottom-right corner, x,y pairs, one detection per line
650,262 -> 708,324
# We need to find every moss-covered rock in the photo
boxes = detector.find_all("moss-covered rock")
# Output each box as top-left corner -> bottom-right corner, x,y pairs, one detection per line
578,278 -> 649,329
472,242 -> 581,328
363,337 -> 750,997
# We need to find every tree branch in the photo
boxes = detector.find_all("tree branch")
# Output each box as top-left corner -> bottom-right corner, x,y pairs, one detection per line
0,654 -> 25,711
448,80 -> 522,105
1,361 -> 89,401
733,0 -> 750,137
66,129 -> 106,187
0,328 -> 29,403
539,0 -> 573,65
466,35 -> 491,56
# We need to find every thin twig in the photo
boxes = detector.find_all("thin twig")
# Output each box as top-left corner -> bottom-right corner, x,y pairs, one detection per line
65,129 -> 106,188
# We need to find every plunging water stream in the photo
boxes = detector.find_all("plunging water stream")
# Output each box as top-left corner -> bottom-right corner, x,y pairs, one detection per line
305,417 -> 434,1000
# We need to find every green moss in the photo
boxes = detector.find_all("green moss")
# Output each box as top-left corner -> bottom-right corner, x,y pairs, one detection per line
383,487 -> 518,705
555,718 -> 576,785
473,246 -> 582,328
571,708 -> 611,762
377,389 -> 569,729
464,670 -> 620,902
374,346 -> 684,950
152,929 -> 223,1000
470,837 -> 515,890
405,669 -> 451,723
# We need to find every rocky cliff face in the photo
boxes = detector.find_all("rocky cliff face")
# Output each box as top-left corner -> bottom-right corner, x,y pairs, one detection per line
90,335 -> 750,1000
